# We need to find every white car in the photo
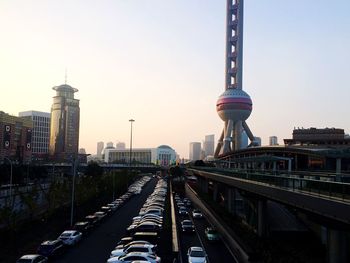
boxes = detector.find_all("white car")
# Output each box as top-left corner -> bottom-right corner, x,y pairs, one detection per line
187,247 -> 207,263
192,209 -> 203,219
110,244 -> 156,258
16,254 -> 48,263
58,230 -> 82,245
107,252 -> 161,263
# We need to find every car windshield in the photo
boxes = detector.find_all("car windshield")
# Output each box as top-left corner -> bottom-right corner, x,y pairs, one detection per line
191,250 -> 205,257
183,221 -> 192,226
60,233 -> 71,237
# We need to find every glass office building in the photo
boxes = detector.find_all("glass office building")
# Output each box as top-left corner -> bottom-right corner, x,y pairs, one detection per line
49,84 -> 80,160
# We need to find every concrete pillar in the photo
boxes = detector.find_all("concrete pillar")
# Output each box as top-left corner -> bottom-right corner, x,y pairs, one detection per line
257,199 -> 267,237
288,159 -> 292,173
227,187 -> 236,215
336,158 -> 342,182
273,161 -> 277,173
327,228 -> 348,263
202,179 -> 208,194
213,183 -> 218,201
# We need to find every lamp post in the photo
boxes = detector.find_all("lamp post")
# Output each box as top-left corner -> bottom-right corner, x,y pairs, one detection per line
70,156 -> 77,227
129,119 -> 135,166
4,157 -> 13,203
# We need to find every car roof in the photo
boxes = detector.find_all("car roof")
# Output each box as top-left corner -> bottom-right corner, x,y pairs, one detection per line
19,254 -> 41,259
40,240 -> 59,245
190,246 -> 204,252
61,230 -> 76,234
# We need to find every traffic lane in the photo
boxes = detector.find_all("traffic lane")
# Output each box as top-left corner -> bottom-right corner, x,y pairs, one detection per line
178,215 -> 203,263
192,215 -> 238,263
53,178 -> 157,263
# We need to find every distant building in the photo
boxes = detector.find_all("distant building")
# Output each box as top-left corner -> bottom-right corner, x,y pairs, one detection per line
18,110 -> 50,160
284,127 -> 350,147
79,148 -> 86,154
116,142 -> 126,149
241,130 -> 248,148
203,135 -> 214,157
254,137 -> 262,146
96,141 -> 104,158
269,136 -> 278,146
104,145 -> 177,166
189,142 -> 201,161
106,142 -> 114,149
0,111 -> 32,163
49,84 -> 80,160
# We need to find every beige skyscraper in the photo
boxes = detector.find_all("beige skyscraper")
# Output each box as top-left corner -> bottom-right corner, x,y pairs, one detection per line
49,84 -> 80,160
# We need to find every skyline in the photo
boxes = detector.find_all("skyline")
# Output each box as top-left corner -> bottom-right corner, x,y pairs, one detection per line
1,0 -> 349,159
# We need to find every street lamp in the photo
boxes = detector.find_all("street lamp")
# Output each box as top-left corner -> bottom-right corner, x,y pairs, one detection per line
70,156 -> 78,227
3,157 -> 13,204
129,119 -> 135,166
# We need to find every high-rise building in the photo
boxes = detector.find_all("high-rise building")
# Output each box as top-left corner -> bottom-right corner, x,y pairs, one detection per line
49,84 -> 80,160
203,134 -> 214,157
269,136 -> 278,146
97,141 -> 104,158
254,137 -> 262,146
189,142 -> 201,161
19,110 -> 50,159
116,142 -> 126,150
0,111 -> 32,163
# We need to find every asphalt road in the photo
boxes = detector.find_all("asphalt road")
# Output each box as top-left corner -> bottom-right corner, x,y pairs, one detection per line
53,178 -> 157,263
176,201 -> 237,263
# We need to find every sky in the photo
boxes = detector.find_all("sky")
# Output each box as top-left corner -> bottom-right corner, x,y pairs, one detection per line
1,0 -> 349,159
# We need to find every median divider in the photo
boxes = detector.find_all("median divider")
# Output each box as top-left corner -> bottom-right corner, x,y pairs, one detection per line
170,180 -> 182,263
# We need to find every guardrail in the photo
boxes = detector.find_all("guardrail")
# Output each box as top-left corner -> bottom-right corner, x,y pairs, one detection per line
193,167 -> 350,202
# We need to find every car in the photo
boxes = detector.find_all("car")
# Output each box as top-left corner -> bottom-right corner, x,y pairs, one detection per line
37,240 -> 66,257
132,232 -> 159,244
74,221 -> 93,235
116,236 -> 134,246
181,220 -> 195,233
187,247 -> 207,263
85,215 -> 99,226
178,208 -> 188,216
58,230 -> 82,245
107,252 -> 161,263
101,206 -> 113,215
16,254 -> 48,263
94,211 -> 107,221
110,244 -> 157,258
204,227 -> 220,241
192,209 -> 203,219
115,240 -> 156,250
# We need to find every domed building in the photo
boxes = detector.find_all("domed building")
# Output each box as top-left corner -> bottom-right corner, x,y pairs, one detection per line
153,145 -> 177,166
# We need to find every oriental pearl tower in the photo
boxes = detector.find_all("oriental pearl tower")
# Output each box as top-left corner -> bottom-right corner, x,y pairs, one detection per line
214,0 -> 257,157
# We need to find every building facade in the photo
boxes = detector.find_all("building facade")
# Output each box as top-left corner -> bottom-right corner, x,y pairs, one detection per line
19,110 -> 50,160
96,141 -> 104,158
189,142 -> 201,161
104,145 -> 177,166
203,135 -> 214,157
49,84 -> 80,160
0,111 -> 32,163
269,136 -> 278,146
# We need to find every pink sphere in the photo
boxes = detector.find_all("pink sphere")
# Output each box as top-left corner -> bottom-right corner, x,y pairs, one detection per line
216,89 -> 252,122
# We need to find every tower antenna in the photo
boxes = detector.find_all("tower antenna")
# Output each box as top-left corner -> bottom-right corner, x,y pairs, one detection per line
65,68 -> 67,85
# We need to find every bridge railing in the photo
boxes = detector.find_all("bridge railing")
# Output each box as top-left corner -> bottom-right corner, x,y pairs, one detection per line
192,167 -> 350,202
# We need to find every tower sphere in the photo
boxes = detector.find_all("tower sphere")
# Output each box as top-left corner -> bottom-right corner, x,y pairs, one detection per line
216,89 -> 252,122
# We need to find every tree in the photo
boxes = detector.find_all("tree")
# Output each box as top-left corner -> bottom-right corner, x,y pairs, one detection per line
85,161 -> 103,176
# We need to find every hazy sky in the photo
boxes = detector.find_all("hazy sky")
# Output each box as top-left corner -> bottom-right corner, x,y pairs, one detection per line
1,0 -> 349,159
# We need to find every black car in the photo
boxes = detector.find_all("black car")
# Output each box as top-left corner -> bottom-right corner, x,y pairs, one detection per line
37,240 -> 66,258
85,215 -> 99,226
181,220 -> 195,233
74,221 -> 93,235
